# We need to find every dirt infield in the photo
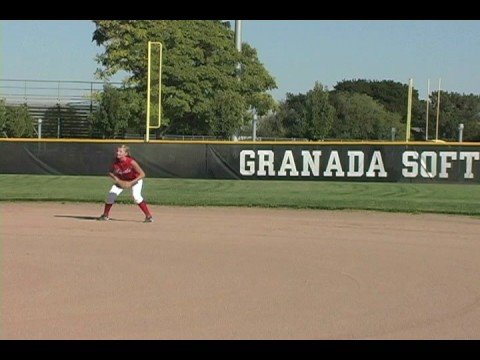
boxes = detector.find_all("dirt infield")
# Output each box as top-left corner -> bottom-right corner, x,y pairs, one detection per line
2,201 -> 480,339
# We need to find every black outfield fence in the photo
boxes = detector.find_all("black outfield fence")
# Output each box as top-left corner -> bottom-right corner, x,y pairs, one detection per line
1,139 -> 480,183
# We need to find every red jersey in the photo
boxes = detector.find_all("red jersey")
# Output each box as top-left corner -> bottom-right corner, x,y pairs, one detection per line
110,156 -> 140,181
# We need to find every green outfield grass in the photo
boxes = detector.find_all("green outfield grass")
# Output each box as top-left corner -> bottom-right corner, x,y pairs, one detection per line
0,175 -> 480,216
0,174 -> 479,216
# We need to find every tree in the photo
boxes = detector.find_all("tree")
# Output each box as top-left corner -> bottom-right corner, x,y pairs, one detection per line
0,100 -> 7,136
92,20 -> 277,137
276,93 -> 308,138
2,104 -> 34,138
303,82 -> 335,140
329,91 -> 404,140
208,90 -> 246,139
89,84 -> 142,138
272,83 -> 335,141
253,112 -> 286,139
430,91 -> 480,141
333,79 -> 423,128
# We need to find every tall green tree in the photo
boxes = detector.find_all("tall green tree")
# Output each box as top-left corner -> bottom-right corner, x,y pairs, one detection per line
270,82 -> 335,140
92,20 -> 277,137
429,91 -> 480,141
2,104 -> 34,138
333,79 -> 423,129
276,93 -> 308,138
89,85 -> 142,138
0,100 -> 7,136
254,112 -> 286,138
208,90 -> 246,139
329,91 -> 404,140
303,82 -> 335,140
273,83 -> 335,140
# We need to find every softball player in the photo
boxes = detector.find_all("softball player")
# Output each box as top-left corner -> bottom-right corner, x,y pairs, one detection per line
99,145 -> 154,223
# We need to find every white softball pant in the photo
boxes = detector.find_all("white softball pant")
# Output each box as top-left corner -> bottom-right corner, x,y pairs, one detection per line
106,179 -> 144,204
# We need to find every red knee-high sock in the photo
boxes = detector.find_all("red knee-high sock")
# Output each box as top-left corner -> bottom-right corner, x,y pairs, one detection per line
138,201 -> 152,217
103,203 -> 113,216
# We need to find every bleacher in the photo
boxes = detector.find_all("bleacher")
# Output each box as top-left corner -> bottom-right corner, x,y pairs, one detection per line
28,102 -> 94,138
1,79 -> 119,138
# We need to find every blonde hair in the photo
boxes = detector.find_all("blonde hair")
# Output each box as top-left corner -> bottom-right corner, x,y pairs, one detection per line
118,144 -> 131,156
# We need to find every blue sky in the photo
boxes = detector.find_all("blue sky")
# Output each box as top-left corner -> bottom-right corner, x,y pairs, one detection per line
2,20 -> 480,101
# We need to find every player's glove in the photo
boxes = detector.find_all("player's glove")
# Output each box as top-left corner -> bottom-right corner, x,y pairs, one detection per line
115,179 -> 132,189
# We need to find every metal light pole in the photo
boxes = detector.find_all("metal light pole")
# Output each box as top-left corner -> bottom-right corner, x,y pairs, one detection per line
425,79 -> 430,140
235,20 -> 242,75
234,20 -> 243,142
405,79 -> 413,141
435,78 -> 442,141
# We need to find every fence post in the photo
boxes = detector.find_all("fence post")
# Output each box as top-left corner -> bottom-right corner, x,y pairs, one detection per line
90,82 -> 93,114
37,118 -> 43,139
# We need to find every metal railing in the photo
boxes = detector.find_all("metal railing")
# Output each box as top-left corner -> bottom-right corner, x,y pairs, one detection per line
1,79 -> 123,138
0,78 -> 122,106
